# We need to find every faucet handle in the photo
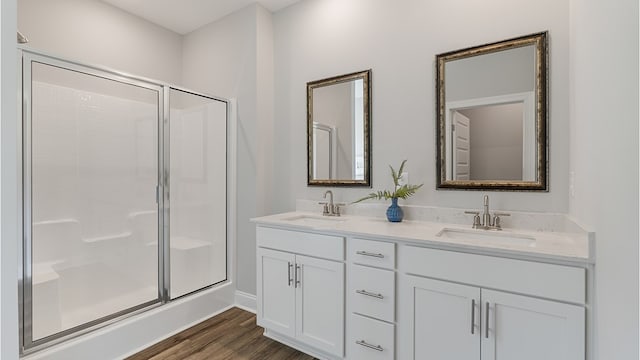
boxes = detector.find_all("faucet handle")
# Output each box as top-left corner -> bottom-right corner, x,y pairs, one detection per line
318,201 -> 329,216
334,203 -> 346,216
492,212 -> 510,230
464,211 -> 482,229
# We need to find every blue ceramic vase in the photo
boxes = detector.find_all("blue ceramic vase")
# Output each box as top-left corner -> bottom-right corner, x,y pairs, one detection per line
386,197 -> 404,222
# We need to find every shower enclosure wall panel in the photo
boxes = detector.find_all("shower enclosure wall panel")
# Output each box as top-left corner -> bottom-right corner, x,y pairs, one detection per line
28,60 -> 161,343
168,88 -> 227,299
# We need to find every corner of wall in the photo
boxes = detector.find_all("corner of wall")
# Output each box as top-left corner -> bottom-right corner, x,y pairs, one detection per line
255,5 -> 275,218
1,0 -> 20,358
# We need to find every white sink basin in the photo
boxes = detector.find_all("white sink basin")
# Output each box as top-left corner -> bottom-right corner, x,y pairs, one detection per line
436,227 -> 536,247
281,214 -> 347,227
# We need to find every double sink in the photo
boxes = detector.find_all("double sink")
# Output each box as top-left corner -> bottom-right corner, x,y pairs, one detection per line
279,214 -> 536,248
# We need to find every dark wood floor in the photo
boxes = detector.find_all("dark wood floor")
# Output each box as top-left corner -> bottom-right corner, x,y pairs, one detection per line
127,307 -> 316,360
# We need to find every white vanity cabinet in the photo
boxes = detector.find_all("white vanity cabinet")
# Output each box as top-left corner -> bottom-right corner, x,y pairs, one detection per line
256,226 -> 345,358
397,246 -> 586,360
254,213 -> 591,360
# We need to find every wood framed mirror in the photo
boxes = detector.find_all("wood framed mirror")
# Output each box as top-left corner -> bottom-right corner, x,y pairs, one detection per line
307,70 -> 371,187
436,32 -> 548,191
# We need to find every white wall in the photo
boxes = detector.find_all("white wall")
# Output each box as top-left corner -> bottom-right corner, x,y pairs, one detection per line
182,3 -> 274,295
272,0 -> 571,215
569,0 -> 639,359
18,0 -> 183,85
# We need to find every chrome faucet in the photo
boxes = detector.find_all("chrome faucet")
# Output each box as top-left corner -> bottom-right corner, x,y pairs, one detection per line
482,195 -> 492,228
319,190 -> 345,216
465,195 -> 510,230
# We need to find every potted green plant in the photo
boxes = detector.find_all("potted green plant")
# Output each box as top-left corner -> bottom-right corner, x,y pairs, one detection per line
352,160 -> 423,222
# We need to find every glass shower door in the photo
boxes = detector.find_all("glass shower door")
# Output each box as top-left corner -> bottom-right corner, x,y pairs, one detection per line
25,58 -> 162,344
168,88 -> 227,299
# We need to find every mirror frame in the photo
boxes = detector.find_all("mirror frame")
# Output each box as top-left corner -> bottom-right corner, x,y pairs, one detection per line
307,69 -> 372,187
436,32 -> 548,191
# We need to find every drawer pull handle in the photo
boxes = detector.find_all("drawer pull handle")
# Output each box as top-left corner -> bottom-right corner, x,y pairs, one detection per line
287,262 -> 293,286
356,340 -> 384,352
356,289 -> 384,299
356,250 -> 384,258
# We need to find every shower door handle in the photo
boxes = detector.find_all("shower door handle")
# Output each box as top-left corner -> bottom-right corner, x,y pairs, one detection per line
155,185 -> 159,204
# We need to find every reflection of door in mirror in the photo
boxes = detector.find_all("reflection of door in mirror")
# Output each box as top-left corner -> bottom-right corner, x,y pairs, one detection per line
460,103 -> 524,181
312,79 -> 365,180
312,122 -> 336,179
452,111 -> 470,180
446,93 -> 535,181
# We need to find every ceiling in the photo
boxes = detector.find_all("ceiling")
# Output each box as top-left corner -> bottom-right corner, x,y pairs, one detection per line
101,0 -> 301,35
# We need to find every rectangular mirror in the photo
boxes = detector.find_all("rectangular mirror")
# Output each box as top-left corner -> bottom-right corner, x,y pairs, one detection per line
436,32 -> 548,191
307,70 -> 371,186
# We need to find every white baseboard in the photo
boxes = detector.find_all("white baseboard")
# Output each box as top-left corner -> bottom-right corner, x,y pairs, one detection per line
234,290 -> 257,313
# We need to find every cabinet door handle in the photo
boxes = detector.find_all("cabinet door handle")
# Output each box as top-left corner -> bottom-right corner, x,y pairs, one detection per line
471,299 -> 476,334
356,250 -> 384,258
356,289 -> 384,299
287,262 -> 293,286
485,302 -> 490,339
295,264 -> 301,288
355,340 -> 384,352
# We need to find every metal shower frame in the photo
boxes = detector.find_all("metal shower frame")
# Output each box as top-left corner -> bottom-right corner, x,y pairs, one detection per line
19,49 -> 230,354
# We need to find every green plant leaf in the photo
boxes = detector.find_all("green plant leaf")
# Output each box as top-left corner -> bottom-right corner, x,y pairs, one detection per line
393,183 -> 423,199
397,160 -> 407,183
389,164 -> 399,187
351,160 -> 423,204
352,190 -> 391,204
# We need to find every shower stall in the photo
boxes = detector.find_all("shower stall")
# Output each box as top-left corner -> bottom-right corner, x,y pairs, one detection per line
20,50 -> 229,352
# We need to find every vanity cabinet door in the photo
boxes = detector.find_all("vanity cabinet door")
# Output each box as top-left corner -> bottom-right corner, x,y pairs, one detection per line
295,255 -> 345,357
481,289 -> 585,360
257,248 -> 296,338
400,275 -> 480,360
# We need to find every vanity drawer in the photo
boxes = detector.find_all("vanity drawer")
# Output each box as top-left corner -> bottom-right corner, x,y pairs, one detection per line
348,313 -> 394,360
256,226 -> 344,261
348,238 -> 395,269
399,246 -> 586,304
349,264 -> 395,322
